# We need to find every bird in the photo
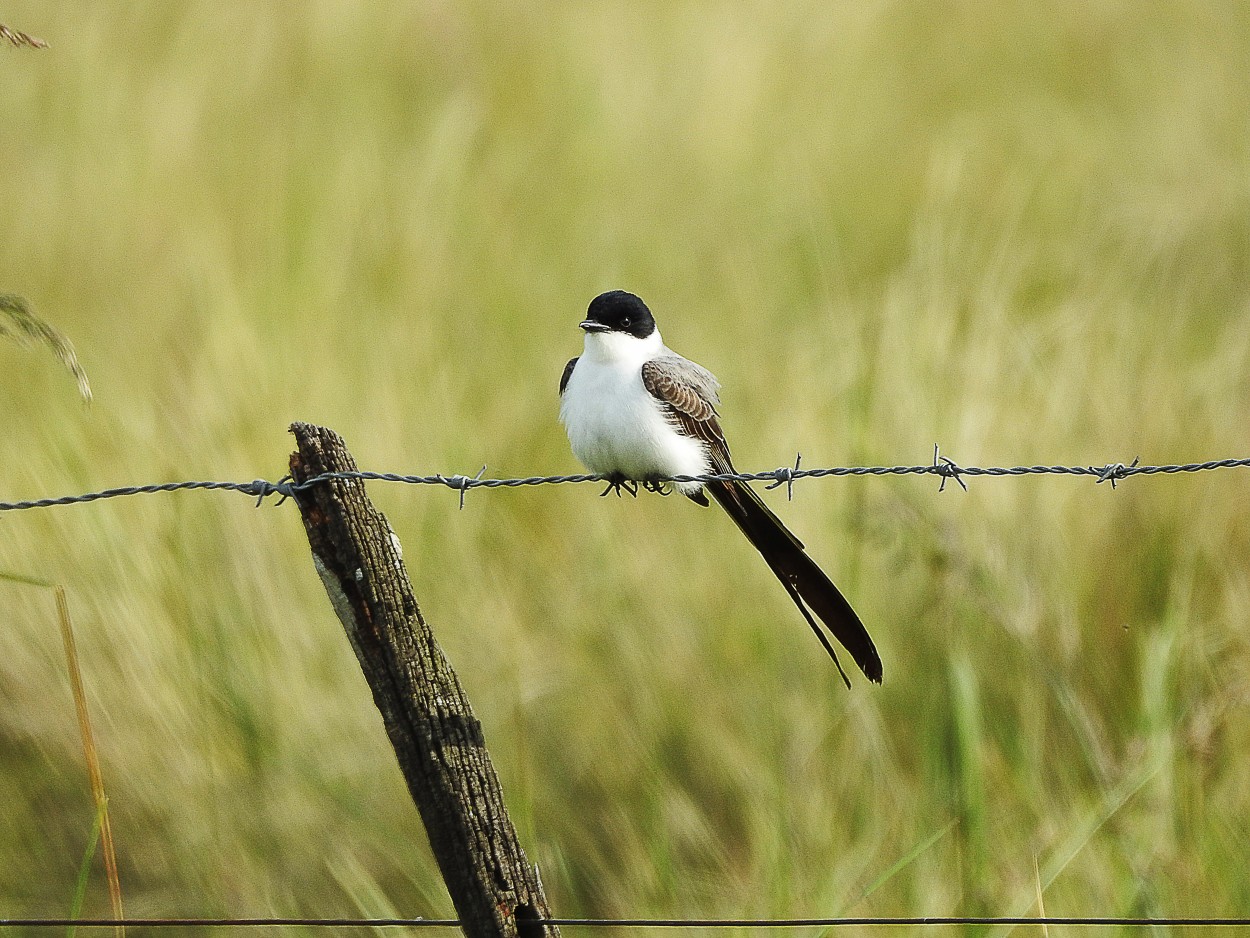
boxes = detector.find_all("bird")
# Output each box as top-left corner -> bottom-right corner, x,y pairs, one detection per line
558,290 -> 882,686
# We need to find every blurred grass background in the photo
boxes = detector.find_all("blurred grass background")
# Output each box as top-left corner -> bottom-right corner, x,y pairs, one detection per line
2,0 -> 1249,928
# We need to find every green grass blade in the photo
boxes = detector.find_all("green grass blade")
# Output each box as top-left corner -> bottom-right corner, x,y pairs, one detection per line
66,804 -> 104,938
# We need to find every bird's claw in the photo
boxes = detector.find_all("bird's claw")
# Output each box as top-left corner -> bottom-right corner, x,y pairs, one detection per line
642,477 -> 673,496
597,474 -> 672,497
599,474 -> 639,498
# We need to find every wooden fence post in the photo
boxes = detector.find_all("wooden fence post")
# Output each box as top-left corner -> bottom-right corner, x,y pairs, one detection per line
288,422 -> 557,938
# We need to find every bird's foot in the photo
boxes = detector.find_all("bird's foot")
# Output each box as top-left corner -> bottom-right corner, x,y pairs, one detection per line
642,476 -> 673,496
599,473 -> 639,498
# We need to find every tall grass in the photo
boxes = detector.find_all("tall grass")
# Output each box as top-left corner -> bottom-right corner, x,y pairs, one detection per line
2,0 -> 1249,927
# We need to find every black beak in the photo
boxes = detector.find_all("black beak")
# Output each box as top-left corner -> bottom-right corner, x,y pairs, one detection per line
580,320 -> 610,333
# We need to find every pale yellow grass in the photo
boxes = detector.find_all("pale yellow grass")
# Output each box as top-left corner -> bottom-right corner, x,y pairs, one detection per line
1,0 -> 1248,927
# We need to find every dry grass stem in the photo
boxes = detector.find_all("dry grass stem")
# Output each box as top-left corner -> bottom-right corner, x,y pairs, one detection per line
54,587 -> 125,937
0,23 -> 48,48
0,294 -> 92,401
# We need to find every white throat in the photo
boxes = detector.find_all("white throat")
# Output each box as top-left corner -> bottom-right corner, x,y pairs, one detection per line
581,327 -> 665,368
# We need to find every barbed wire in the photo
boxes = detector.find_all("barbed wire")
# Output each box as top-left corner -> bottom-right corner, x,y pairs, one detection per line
3,914 -> 1250,930
3,448 -> 1250,514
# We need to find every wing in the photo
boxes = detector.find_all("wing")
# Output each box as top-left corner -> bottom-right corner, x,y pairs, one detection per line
559,357 -> 578,396
641,355 -> 732,473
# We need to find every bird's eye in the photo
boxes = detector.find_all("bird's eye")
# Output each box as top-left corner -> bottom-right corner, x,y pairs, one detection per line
620,317 -> 631,328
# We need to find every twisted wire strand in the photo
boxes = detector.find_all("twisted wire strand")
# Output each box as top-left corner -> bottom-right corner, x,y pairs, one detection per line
3,454 -> 1250,513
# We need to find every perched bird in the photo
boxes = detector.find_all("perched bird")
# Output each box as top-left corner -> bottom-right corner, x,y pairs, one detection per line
559,290 -> 881,686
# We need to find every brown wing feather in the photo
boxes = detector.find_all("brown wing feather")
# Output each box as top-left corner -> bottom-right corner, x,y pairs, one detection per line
641,360 -> 732,471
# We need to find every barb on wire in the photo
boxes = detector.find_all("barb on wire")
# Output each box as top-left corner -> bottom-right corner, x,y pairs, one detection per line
765,453 -> 802,501
5,453 -> 1250,514
434,466 -> 487,510
932,444 -> 967,492
1095,456 -> 1140,489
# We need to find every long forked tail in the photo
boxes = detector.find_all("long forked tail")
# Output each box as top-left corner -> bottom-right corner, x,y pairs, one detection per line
706,478 -> 882,686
